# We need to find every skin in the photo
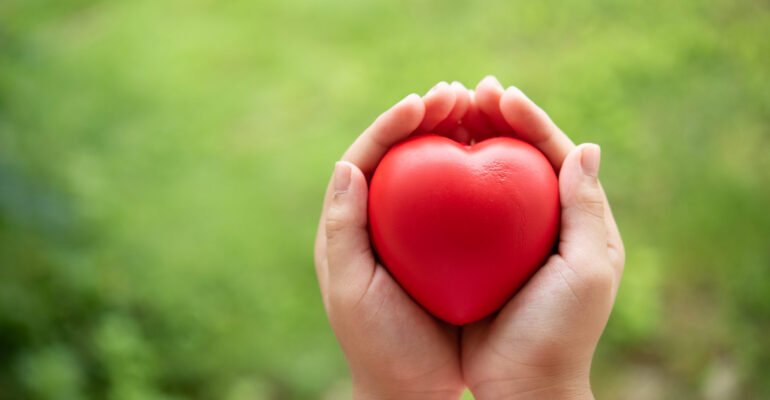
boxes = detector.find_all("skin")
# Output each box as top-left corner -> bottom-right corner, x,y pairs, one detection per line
313,77 -> 625,399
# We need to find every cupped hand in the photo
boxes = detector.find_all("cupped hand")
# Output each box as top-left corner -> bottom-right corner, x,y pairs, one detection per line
313,82 -> 471,400
315,77 -> 625,400
460,76 -> 626,399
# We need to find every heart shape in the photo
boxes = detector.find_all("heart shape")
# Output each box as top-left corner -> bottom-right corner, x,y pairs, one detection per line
368,134 -> 560,325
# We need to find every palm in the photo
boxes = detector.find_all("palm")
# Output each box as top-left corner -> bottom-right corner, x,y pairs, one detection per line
344,264 -> 462,389
314,82 -> 469,398
458,77 -> 624,396
462,255 -> 612,389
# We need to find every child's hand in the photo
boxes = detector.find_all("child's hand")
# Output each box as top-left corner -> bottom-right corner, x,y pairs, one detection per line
460,77 -> 625,399
313,82 -> 470,399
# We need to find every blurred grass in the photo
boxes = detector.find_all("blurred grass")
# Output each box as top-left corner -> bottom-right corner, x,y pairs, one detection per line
1,0 -> 769,398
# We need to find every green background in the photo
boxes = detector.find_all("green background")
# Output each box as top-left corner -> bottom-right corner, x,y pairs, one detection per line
1,0 -> 769,398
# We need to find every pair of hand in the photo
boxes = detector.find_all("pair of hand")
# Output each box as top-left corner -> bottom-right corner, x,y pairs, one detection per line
313,76 -> 625,400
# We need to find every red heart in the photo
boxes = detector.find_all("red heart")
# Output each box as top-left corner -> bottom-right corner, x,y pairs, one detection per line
368,134 -> 560,325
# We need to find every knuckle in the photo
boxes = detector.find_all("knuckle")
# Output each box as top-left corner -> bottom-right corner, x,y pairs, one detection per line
609,245 -> 626,271
328,288 -> 363,313
575,196 -> 605,220
590,266 -> 614,288
582,265 -> 615,295
324,209 -> 350,238
562,253 -> 614,296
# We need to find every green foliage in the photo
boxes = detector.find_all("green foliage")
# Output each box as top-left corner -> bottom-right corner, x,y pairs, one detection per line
1,0 -> 769,398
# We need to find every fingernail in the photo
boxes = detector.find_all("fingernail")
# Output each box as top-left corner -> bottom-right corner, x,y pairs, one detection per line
334,161 -> 352,194
581,144 -> 601,177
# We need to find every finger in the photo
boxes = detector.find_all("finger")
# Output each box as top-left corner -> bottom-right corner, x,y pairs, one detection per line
475,75 -> 514,135
325,161 -> 376,300
316,93 -> 424,296
433,81 -> 470,139
342,93 -> 426,176
599,183 -> 625,272
417,81 -> 456,132
498,86 -> 625,270
558,144 -> 609,268
462,90 -> 495,143
499,87 -> 575,170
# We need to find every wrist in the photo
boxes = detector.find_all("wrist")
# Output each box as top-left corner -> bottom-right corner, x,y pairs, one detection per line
470,374 -> 593,400
351,373 -> 462,400
348,361 -> 463,400
352,384 -> 461,400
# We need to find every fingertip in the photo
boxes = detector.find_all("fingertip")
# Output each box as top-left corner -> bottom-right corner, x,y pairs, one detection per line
333,161 -> 353,195
499,86 -> 525,111
327,161 -> 369,231
403,92 -> 422,104
559,144 -> 604,209
479,75 -> 503,90
424,81 -> 454,100
498,85 -> 539,133
579,143 -> 601,177
503,85 -> 525,97
499,86 -> 542,124
433,81 -> 471,136
392,93 -> 426,132
449,81 -> 470,115
399,92 -> 426,113
425,81 -> 447,95
347,162 -> 370,206
450,81 -> 468,101
474,76 -> 513,135
475,76 -> 504,112
475,75 -> 504,98
450,80 -> 467,90
499,87 -> 525,126
420,82 -> 457,131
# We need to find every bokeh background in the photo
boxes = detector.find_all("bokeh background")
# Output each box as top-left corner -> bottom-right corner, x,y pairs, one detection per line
1,0 -> 769,399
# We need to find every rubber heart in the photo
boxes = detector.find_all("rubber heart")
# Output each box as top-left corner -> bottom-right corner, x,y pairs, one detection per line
368,134 -> 560,325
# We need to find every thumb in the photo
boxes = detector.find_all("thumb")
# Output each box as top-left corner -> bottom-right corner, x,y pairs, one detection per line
325,161 -> 375,299
558,144 -> 608,266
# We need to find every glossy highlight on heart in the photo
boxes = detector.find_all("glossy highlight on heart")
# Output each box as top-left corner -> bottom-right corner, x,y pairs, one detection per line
368,134 -> 560,325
